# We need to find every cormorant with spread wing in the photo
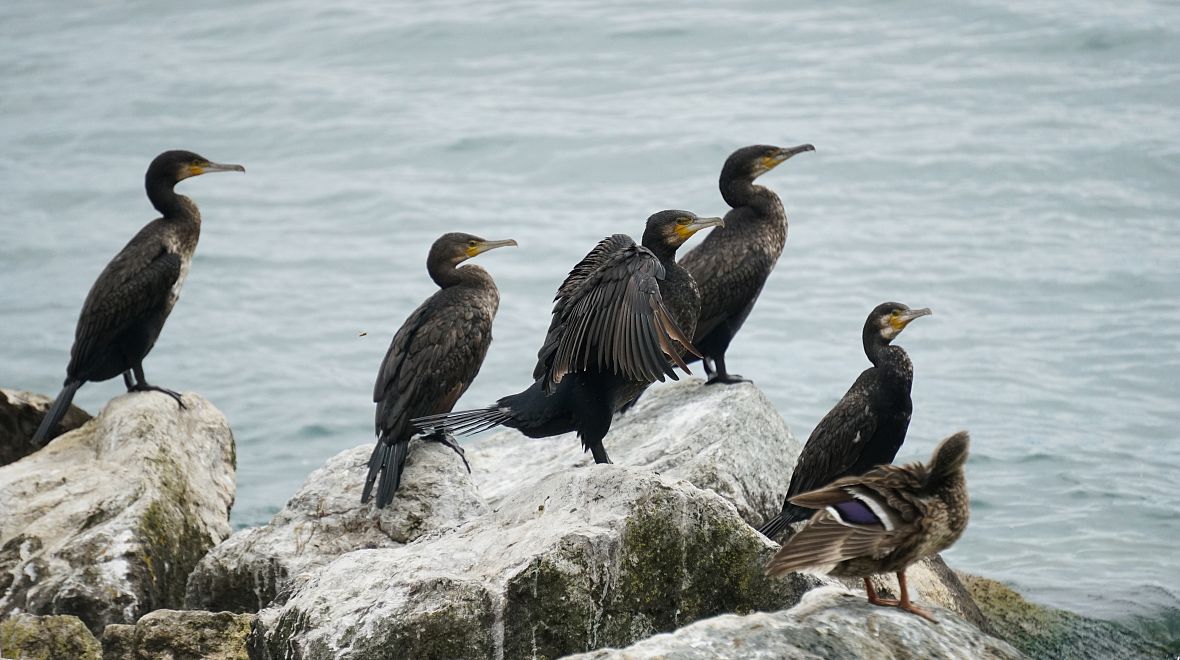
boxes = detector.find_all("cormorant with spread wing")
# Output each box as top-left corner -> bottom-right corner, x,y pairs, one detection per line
363,232 -> 517,508
32,150 -> 244,445
413,210 -> 723,464
758,302 -> 931,540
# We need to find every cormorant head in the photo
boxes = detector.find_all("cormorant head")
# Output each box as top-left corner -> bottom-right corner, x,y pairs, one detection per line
867,302 -> 931,343
722,143 -> 814,182
430,232 -> 518,268
148,150 -> 245,184
642,210 -> 724,251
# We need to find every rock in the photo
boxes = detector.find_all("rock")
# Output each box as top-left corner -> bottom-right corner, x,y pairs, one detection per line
466,379 -> 801,525
249,466 -> 821,660
0,613 -> 102,660
0,388 -> 90,467
862,555 -> 994,634
960,573 -> 1170,660
185,439 -> 488,613
0,392 -> 236,635
565,585 -> 1023,660
101,609 -> 253,660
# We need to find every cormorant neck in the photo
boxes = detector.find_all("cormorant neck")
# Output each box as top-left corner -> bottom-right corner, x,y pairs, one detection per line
430,262 -> 491,289
720,176 -> 780,212
863,329 -> 908,372
643,240 -> 678,264
146,175 -> 192,219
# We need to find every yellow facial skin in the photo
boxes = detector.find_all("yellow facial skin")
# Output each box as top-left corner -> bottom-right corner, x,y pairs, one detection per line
465,238 -> 518,258
674,216 -> 725,240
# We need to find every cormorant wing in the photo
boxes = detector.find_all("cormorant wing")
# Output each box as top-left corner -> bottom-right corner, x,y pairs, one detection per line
68,241 -> 182,378
784,372 -> 882,500
533,233 -> 694,394
681,235 -> 776,343
374,294 -> 490,439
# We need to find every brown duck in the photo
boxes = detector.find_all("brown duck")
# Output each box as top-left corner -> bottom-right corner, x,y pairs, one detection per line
765,431 -> 971,622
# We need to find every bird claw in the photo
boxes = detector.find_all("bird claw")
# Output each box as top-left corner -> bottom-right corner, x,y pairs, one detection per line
867,596 -> 939,623
705,374 -> 750,385
426,432 -> 471,473
133,384 -> 186,409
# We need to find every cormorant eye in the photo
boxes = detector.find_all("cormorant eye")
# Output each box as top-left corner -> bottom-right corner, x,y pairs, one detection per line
677,217 -> 691,225
468,240 -> 478,247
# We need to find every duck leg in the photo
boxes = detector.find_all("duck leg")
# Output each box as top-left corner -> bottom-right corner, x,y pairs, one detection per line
896,570 -> 938,623
863,577 -> 899,607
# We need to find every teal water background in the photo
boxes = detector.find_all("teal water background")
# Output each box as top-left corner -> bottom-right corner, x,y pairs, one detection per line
2,0 -> 1177,632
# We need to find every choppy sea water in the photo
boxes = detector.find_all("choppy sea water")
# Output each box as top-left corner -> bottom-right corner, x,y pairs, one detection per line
2,0 -> 1177,638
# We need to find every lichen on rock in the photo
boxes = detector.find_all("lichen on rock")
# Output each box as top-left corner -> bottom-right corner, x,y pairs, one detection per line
0,613 -> 102,660
185,439 -> 487,614
100,609 -> 253,660
0,391 -> 236,634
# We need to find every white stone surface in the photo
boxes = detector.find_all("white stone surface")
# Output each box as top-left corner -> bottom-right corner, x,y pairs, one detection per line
466,379 -> 800,524
185,439 -> 488,612
0,392 -> 235,634
564,585 -> 1023,660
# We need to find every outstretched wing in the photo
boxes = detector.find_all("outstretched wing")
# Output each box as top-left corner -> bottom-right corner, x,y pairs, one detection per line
68,232 -> 181,379
533,234 -> 697,394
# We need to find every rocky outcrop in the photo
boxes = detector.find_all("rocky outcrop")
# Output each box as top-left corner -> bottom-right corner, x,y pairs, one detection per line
565,585 -> 1023,659
466,380 -> 801,524
101,609 -> 253,660
0,613 -> 102,660
961,573 -> 1170,659
0,392 -> 236,635
249,466 -> 821,660
185,439 -> 487,613
0,388 -> 90,467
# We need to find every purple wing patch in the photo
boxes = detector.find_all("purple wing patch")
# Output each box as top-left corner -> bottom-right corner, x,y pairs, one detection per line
831,499 -> 881,526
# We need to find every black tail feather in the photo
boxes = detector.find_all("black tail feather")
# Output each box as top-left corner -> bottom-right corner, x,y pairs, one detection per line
31,381 -> 82,447
412,406 -> 510,437
362,439 -> 410,508
756,505 -> 811,540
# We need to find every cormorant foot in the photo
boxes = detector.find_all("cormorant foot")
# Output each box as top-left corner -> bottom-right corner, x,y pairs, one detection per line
705,373 -> 751,385
132,384 -> 187,409
426,433 -> 471,473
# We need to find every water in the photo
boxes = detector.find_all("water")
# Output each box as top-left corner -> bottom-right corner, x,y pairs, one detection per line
1,0 -> 1177,636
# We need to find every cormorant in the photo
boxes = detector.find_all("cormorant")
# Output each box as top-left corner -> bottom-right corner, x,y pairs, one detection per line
413,210 -> 723,464
766,431 -> 971,622
758,302 -> 931,540
680,143 -> 814,384
362,233 -> 517,509
31,150 -> 244,446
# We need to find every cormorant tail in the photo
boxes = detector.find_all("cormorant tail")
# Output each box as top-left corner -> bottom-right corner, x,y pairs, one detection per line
756,505 -> 811,540
31,380 -> 82,447
362,439 -> 410,508
413,406 -> 510,437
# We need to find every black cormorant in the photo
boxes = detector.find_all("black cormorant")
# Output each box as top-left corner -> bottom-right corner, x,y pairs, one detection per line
363,232 -> 517,508
758,302 -> 931,540
413,210 -> 723,464
679,143 -> 814,384
31,150 -> 244,445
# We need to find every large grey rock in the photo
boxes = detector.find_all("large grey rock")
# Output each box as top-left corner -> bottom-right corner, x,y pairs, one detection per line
565,585 -> 1023,660
0,392 -> 236,635
101,609 -> 253,660
185,439 -> 487,613
0,613 -> 102,660
249,466 -> 820,660
0,388 -> 90,467
466,379 -> 800,524
960,573 -> 1171,660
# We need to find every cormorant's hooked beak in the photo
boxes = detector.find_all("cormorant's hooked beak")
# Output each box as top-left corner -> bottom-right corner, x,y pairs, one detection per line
468,238 -> 518,257
677,216 -> 725,239
189,161 -> 246,177
892,307 -> 932,331
771,143 -> 815,165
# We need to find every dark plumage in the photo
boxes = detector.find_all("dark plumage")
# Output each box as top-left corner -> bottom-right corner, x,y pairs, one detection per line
413,210 -> 722,464
766,431 -> 971,622
31,150 -> 244,446
758,302 -> 931,540
679,143 -> 814,384
362,233 -> 516,508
